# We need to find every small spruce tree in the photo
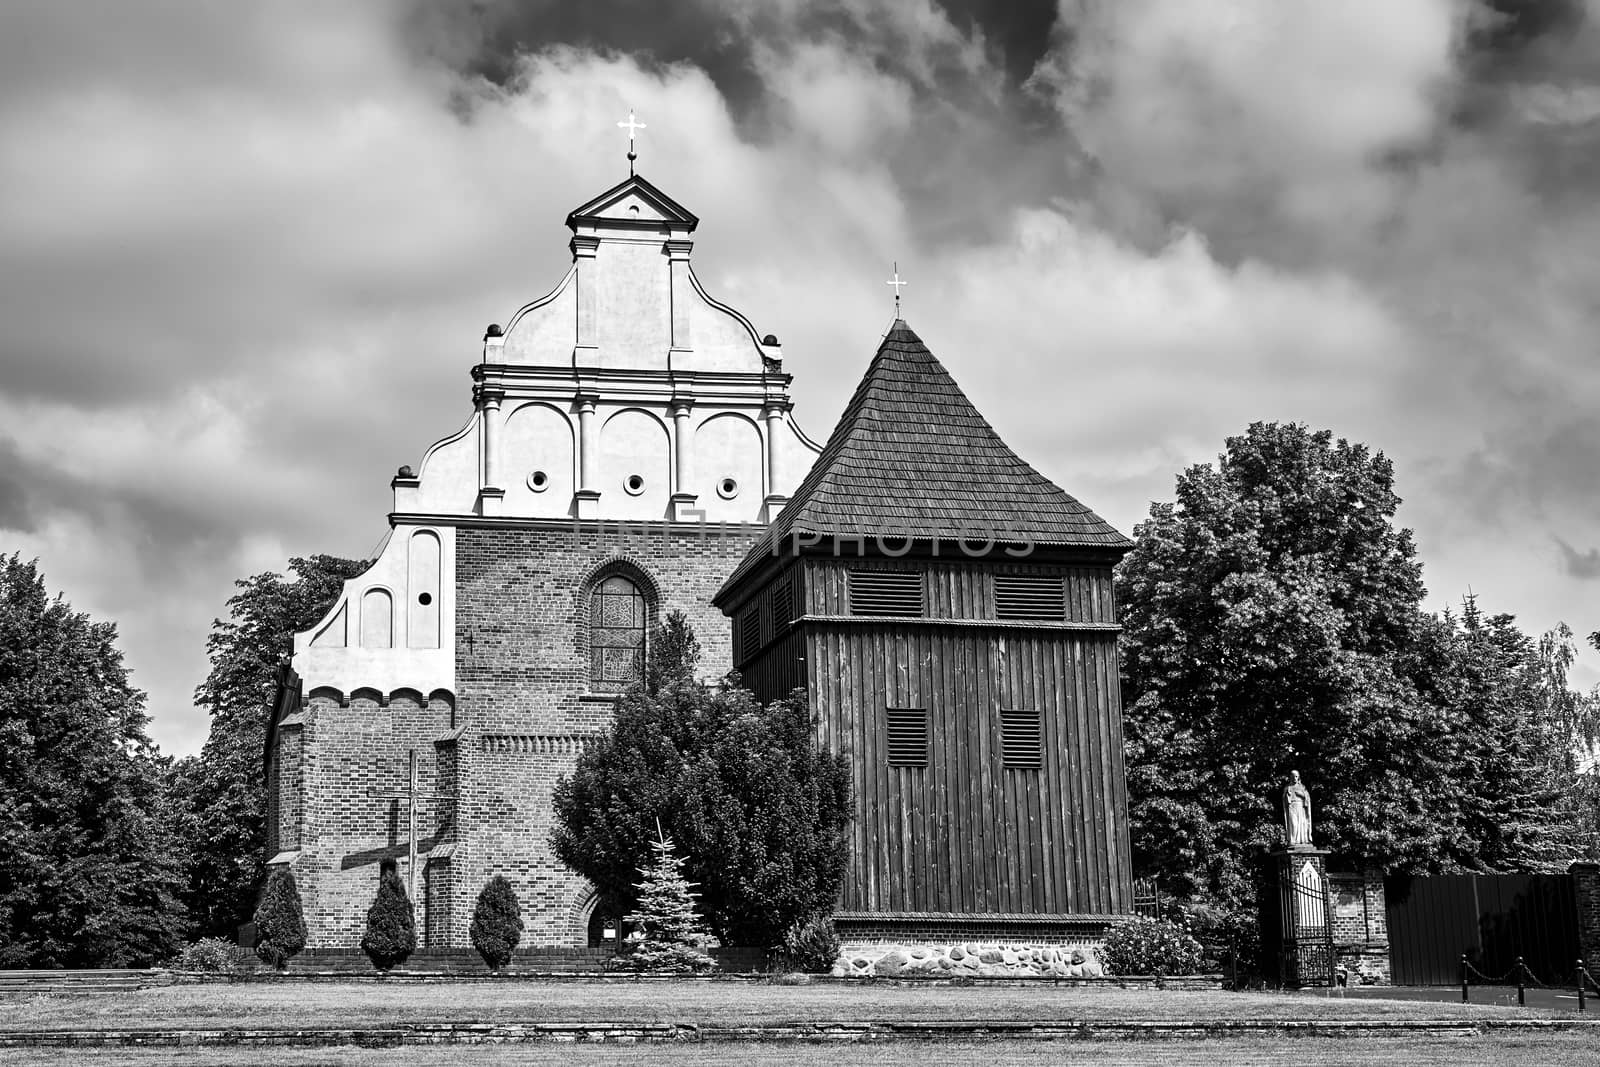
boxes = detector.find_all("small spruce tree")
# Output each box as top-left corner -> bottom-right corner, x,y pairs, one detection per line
252,867 -> 307,970
469,875 -> 524,971
360,861 -> 416,971
611,830 -> 716,973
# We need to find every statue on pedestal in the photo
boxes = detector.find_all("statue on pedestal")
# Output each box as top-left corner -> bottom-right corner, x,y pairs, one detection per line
1283,770 -> 1313,848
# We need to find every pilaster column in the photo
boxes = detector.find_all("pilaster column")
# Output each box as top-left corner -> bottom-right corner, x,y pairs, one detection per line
480,387 -> 504,490
669,399 -> 699,522
762,403 -> 784,497
572,235 -> 600,369
575,393 -> 600,520
475,383 -> 505,517
761,403 -> 790,523
665,239 -> 694,362
671,401 -> 694,495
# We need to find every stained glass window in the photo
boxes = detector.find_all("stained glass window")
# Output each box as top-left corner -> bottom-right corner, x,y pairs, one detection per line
590,575 -> 645,690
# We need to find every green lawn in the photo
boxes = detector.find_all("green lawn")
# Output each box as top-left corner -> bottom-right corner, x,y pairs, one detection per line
0,980 -> 1580,1031
4,1036 -> 1599,1067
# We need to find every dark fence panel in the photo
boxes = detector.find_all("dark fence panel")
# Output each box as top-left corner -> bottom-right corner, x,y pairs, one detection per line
1385,872 -> 1579,985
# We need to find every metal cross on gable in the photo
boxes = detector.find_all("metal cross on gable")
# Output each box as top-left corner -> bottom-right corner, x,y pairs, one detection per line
370,748 -> 446,905
886,262 -> 908,317
617,108 -> 646,176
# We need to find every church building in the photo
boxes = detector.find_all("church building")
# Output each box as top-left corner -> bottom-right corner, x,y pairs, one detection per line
264,159 -> 1134,951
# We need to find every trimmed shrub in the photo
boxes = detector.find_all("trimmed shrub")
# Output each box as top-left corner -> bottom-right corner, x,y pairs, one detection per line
175,937 -> 250,973
777,915 -> 840,973
252,868 -> 307,970
360,861 -> 417,971
1100,916 -> 1204,977
470,875 -> 524,971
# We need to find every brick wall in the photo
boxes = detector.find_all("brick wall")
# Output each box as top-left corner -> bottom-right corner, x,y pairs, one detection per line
448,520 -> 763,946
292,690 -> 454,946
1327,869 -> 1390,985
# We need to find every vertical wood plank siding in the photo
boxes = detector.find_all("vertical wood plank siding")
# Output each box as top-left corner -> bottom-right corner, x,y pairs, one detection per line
719,556 -> 1131,917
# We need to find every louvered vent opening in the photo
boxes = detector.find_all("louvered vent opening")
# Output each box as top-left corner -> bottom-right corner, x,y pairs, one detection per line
1001,708 -> 1042,769
885,707 -> 928,767
994,574 -> 1066,621
848,570 -> 924,616
772,573 -> 795,630
738,605 -> 761,664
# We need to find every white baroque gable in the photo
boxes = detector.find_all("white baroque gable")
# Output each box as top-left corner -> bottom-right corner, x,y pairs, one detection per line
292,172 -> 823,694
390,172 -> 822,526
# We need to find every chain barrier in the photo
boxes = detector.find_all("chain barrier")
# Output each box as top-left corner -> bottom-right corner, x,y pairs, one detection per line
1519,960 -> 1554,990
1462,959 -> 1521,984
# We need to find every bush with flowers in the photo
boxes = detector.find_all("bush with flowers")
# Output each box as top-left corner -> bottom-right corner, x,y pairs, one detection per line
1099,916 -> 1204,977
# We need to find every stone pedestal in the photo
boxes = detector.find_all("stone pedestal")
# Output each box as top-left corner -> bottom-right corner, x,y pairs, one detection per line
1272,847 -> 1335,987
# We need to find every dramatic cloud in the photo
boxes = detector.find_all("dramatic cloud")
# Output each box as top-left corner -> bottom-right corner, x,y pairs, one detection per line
1,0 -> 1596,754
1556,537 -> 1600,580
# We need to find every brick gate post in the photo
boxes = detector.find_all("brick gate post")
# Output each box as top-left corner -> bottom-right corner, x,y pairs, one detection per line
1572,861 -> 1600,975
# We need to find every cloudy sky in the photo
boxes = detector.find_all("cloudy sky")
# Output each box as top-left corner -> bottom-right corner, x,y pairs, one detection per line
3,0 -> 1598,756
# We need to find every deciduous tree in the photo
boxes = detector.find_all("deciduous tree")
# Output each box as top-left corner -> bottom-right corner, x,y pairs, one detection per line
1116,423 -> 1570,905
169,554 -> 364,937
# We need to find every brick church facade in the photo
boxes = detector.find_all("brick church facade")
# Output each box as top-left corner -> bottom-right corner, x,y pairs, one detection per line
264,170 -> 1136,949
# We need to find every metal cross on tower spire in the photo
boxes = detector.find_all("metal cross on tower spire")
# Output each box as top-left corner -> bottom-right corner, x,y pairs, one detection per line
886,263 -> 908,317
617,109 -> 646,176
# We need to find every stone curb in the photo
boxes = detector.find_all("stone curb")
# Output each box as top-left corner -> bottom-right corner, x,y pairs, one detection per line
153,971 -> 1225,990
2,1019 -> 1597,1047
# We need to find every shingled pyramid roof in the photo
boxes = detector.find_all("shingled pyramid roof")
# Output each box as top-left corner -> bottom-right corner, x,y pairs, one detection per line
717,321 -> 1130,601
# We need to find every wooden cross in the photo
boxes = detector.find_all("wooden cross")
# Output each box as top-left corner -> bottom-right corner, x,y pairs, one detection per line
617,108 -> 646,175
886,262 -> 908,316
371,749 -> 445,904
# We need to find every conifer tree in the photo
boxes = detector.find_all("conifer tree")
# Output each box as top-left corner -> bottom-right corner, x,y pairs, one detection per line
252,867 -> 307,969
469,875 -> 523,971
553,614 -> 851,947
360,861 -> 416,971
0,554 -> 186,966
612,830 -> 716,973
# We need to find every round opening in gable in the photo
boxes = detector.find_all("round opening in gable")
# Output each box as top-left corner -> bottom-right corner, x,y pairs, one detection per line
528,470 -> 549,492
418,592 -> 433,606
717,477 -> 739,500
624,474 -> 646,495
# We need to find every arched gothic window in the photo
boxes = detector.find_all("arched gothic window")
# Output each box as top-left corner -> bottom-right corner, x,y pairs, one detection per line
590,575 -> 646,690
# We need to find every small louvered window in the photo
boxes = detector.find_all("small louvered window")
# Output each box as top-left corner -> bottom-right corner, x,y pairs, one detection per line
994,574 -> 1065,621
848,570 -> 924,616
773,574 -> 794,630
885,708 -> 928,767
1001,708 -> 1042,769
738,605 -> 761,663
